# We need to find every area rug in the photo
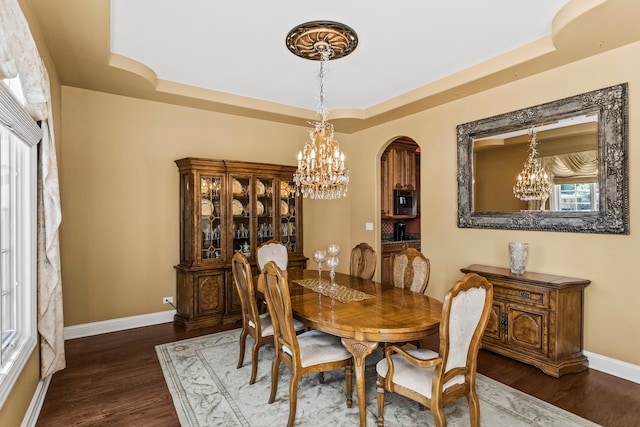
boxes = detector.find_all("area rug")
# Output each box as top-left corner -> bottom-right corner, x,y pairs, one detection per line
156,329 -> 600,426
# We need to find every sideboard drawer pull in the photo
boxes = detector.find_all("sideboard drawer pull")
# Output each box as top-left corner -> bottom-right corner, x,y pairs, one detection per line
520,291 -> 530,299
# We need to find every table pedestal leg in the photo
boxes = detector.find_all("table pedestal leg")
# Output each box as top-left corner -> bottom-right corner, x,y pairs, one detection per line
341,338 -> 378,427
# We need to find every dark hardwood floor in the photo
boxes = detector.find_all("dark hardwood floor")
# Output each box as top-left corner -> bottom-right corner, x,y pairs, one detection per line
35,322 -> 640,426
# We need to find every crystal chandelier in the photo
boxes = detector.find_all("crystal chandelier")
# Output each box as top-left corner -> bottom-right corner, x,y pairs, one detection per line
513,130 -> 552,202
287,21 -> 358,200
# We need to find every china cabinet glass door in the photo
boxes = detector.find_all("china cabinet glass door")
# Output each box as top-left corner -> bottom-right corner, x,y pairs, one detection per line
280,180 -> 298,252
200,175 -> 223,261
256,176 -> 274,247
230,176 -> 252,258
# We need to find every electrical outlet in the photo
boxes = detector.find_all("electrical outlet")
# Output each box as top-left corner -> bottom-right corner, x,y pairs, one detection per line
162,296 -> 174,304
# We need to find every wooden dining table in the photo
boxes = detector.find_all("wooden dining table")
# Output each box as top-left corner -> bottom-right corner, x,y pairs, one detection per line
284,269 -> 443,427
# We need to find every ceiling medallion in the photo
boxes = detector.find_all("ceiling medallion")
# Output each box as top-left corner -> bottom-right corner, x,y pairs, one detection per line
288,20 -> 357,200
285,20 -> 358,61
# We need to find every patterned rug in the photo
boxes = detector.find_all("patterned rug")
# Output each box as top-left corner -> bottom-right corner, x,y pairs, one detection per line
156,329 -> 600,426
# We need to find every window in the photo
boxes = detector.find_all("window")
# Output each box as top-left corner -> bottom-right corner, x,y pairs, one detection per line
551,183 -> 599,212
0,77 -> 38,407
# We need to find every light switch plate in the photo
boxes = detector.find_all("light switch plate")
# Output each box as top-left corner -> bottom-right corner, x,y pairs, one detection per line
365,222 -> 374,231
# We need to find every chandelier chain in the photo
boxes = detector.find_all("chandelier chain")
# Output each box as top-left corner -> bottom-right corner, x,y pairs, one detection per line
318,48 -> 330,122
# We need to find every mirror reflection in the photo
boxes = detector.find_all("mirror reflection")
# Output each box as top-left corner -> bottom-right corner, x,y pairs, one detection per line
473,115 -> 599,212
456,83 -> 628,234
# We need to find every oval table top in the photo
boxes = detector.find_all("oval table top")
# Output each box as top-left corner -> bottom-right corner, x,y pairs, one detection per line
286,269 -> 443,343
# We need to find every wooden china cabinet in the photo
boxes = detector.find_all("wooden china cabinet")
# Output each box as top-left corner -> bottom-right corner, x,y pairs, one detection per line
174,158 -> 307,330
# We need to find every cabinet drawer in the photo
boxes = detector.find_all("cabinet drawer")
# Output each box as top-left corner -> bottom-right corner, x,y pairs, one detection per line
492,281 -> 548,308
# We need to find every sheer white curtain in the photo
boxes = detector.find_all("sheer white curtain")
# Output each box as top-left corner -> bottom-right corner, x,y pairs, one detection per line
0,0 -> 65,378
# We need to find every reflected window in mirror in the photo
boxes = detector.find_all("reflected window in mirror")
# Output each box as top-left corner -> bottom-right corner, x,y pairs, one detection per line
552,183 -> 599,212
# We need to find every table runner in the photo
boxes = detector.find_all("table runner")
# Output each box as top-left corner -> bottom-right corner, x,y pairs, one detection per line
293,278 -> 375,303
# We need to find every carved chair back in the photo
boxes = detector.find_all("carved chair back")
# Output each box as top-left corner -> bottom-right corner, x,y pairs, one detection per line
392,247 -> 430,294
350,242 -> 377,280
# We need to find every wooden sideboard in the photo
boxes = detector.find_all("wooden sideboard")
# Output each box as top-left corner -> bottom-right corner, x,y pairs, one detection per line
460,264 -> 590,377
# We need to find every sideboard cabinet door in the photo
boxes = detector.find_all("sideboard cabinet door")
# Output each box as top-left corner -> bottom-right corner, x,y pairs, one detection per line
507,304 -> 548,357
483,301 -> 505,342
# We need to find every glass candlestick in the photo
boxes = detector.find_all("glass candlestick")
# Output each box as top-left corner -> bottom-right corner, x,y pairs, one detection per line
313,249 -> 327,284
325,255 -> 339,288
326,243 -> 341,258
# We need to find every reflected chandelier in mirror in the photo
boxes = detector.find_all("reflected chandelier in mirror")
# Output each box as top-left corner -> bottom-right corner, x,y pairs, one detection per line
457,83 -> 628,234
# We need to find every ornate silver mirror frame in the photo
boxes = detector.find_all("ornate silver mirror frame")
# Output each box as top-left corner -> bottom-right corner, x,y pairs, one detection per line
457,83 -> 628,234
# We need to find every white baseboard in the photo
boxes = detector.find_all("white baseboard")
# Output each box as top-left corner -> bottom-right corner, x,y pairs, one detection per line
585,350 -> 640,384
63,310 -> 176,340
21,374 -> 50,427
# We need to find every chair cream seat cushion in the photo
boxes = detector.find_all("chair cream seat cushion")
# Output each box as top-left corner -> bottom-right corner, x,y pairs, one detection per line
283,330 -> 351,368
376,348 -> 464,398
249,313 -> 304,337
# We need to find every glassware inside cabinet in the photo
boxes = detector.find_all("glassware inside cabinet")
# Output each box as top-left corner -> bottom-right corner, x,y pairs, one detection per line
231,176 -> 251,257
200,176 -> 222,260
279,180 -> 297,252
256,177 -> 274,247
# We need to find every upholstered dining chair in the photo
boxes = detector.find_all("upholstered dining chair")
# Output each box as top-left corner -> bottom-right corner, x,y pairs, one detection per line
257,239 -> 288,272
375,272 -> 494,427
262,261 -> 353,427
350,242 -> 377,280
256,239 -> 289,312
392,247 -> 431,294
231,252 -> 303,385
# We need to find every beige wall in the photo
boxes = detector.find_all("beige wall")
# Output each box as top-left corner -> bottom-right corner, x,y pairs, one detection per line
58,86 -> 354,325
348,40 -> 640,366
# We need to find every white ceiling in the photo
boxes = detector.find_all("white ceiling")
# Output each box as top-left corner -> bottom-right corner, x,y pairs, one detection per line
110,0 -> 569,113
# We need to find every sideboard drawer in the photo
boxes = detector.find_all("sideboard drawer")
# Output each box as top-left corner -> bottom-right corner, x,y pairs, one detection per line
492,281 -> 547,308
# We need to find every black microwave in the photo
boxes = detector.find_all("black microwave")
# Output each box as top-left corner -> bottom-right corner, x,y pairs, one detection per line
393,190 -> 417,216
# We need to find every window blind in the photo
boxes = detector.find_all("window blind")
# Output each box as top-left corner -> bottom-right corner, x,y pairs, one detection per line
0,80 -> 41,146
